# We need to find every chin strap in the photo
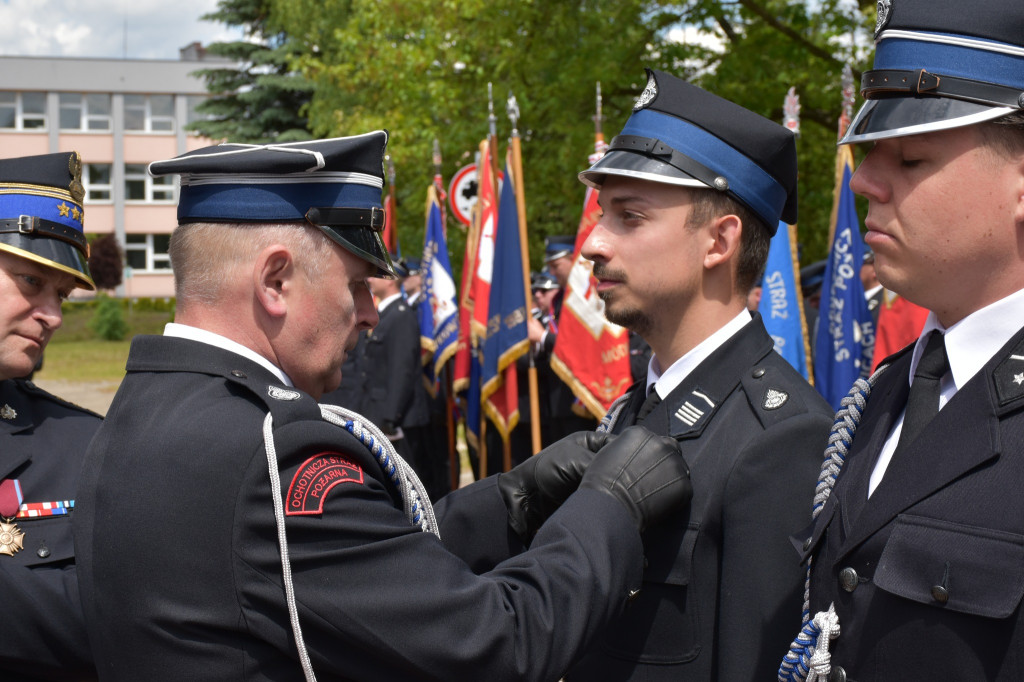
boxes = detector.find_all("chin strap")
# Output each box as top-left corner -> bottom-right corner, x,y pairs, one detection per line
778,364 -> 889,682
262,403 -> 440,682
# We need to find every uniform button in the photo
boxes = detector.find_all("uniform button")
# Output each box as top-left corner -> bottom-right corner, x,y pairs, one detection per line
839,567 -> 859,592
931,584 -> 949,604
752,368 -> 766,378
36,545 -> 50,559
829,665 -> 847,682
802,537 -> 813,551
231,370 -> 247,378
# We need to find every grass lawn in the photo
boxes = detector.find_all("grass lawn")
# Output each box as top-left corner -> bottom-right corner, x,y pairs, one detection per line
35,301 -> 174,384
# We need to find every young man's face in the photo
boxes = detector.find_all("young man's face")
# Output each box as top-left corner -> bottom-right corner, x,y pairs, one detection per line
582,176 -> 708,339
0,250 -> 75,381
850,124 -> 1024,325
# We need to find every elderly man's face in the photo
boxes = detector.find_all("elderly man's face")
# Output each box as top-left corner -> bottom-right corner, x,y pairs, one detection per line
0,250 -> 75,381
281,243 -> 378,399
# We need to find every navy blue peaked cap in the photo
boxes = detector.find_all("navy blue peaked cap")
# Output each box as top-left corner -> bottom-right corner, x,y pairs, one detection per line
0,151 -> 95,290
580,69 -> 798,233
543,235 -> 575,263
149,132 -> 396,278
842,0 -> 1024,144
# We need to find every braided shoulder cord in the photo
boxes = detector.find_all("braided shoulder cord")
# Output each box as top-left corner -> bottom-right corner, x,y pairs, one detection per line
597,391 -> 632,434
261,404 -> 441,682
778,363 -> 889,682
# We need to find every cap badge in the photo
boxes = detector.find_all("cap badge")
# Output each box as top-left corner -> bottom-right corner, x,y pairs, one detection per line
633,72 -> 659,112
0,404 -> 16,420
268,386 -> 301,401
875,0 -> 893,38
764,388 -> 789,410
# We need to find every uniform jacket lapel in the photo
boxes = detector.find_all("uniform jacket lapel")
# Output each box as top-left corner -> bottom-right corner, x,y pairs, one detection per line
0,379 -> 35,477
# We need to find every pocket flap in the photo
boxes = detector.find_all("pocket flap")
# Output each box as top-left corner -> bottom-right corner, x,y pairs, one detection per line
875,514 -> 1024,618
644,521 -> 699,585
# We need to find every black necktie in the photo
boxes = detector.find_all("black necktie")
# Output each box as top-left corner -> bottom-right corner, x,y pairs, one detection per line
636,389 -> 662,424
896,330 -> 950,452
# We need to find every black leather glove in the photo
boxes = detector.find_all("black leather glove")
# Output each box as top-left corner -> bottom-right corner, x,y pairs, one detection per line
497,431 -> 611,544
580,425 -> 691,533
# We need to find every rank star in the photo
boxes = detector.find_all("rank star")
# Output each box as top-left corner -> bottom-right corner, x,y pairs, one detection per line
57,202 -> 70,217
1014,373 -> 1024,386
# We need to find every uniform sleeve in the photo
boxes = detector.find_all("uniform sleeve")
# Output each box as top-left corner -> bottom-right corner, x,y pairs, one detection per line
716,411 -> 830,681
236,419 -> 645,682
434,475 -> 527,572
0,561 -> 95,680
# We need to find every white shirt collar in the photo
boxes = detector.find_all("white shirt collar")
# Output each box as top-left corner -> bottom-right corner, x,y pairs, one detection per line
910,287 -> 1024,392
163,322 -> 293,387
646,309 -> 753,399
377,292 -> 403,313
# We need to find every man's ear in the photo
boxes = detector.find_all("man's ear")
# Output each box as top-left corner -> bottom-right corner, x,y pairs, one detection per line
703,214 -> 742,271
253,244 -> 294,318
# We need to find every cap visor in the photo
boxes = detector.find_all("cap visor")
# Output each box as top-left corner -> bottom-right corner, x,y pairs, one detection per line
0,238 -> 95,290
578,150 -> 710,190
317,225 -> 396,279
840,98 -> 1014,145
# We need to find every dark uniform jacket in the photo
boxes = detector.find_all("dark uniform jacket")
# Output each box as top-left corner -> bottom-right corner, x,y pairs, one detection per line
358,298 -> 428,432
74,335 -> 647,682
442,316 -> 832,681
802,324 -> 1024,681
0,379 -> 101,681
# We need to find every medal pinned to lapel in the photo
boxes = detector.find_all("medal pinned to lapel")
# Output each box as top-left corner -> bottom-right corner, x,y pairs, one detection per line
0,479 -> 25,556
0,404 -> 16,420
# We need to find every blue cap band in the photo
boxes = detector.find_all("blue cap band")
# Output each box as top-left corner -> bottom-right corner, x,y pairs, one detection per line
0,190 -> 84,233
876,31 -> 1024,91
621,108 -> 789,227
178,182 -> 382,223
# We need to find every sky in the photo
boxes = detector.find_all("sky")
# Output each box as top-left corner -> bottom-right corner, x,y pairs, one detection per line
0,0 -> 242,60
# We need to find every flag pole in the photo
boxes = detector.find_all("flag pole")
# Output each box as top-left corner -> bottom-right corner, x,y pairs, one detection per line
507,92 -> 542,457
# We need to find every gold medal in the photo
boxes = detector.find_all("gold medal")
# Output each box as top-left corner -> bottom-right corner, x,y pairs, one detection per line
0,519 -> 24,556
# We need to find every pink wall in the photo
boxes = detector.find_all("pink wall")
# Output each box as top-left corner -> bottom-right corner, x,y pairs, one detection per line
59,134 -> 114,163
0,133 -> 49,158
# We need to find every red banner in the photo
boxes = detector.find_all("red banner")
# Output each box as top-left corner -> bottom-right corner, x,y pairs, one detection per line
550,186 -> 633,417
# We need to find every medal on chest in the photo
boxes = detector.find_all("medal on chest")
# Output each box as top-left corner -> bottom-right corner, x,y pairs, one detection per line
0,479 -> 25,556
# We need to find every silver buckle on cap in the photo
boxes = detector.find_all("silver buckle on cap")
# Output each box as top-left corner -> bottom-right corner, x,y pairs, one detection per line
17,215 -> 37,234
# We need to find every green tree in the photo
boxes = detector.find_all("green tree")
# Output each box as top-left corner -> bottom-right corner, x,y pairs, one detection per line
270,0 -> 875,268
189,0 -> 315,143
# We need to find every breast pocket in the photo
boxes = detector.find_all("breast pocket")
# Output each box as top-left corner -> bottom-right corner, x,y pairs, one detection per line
4,514 -> 75,568
875,514 -> 1024,618
597,521 -> 702,664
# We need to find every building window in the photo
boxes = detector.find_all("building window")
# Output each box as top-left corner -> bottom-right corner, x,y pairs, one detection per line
124,234 -> 172,273
124,94 -> 175,133
0,91 -> 47,130
83,163 -> 113,202
185,95 -> 209,127
59,93 -> 112,131
124,164 -> 175,202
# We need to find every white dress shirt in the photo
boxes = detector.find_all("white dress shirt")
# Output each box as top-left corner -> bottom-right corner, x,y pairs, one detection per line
164,322 -> 293,387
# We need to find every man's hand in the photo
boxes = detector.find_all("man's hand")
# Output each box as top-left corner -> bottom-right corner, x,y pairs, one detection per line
580,425 -> 691,532
497,431 -> 611,544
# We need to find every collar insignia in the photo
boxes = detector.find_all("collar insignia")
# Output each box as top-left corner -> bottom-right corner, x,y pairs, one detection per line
0,404 -> 16,420
1014,373 -> 1024,386
763,388 -> 789,410
674,390 -> 716,427
875,0 -> 893,38
633,72 -> 658,111
268,386 -> 301,401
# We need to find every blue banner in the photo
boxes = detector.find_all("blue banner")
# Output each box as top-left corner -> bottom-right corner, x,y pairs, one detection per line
480,163 -> 529,440
419,186 -> 460,387
759,221 -> 809,380
814,153 -> 875,410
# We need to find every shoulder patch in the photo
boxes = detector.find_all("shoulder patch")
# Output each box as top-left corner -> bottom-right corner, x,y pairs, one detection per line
763,388 -> 789,410
286,453 -> 364,516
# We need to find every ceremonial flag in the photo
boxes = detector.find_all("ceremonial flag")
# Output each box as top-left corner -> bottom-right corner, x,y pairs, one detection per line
814,146 -> 875,409
419,185 -> 460,388
481,162 -> 529,443
382,157 -> 401,256
872,293 -> 928,370
758,221 -> 810,380
550,184 -> 633,417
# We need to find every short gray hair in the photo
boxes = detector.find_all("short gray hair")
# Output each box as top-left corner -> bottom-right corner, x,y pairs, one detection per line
169,222 -> 334,310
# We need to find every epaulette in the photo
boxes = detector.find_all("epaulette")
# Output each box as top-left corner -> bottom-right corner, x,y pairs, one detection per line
15,379 -> 103,419
739,363 -> 812,430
